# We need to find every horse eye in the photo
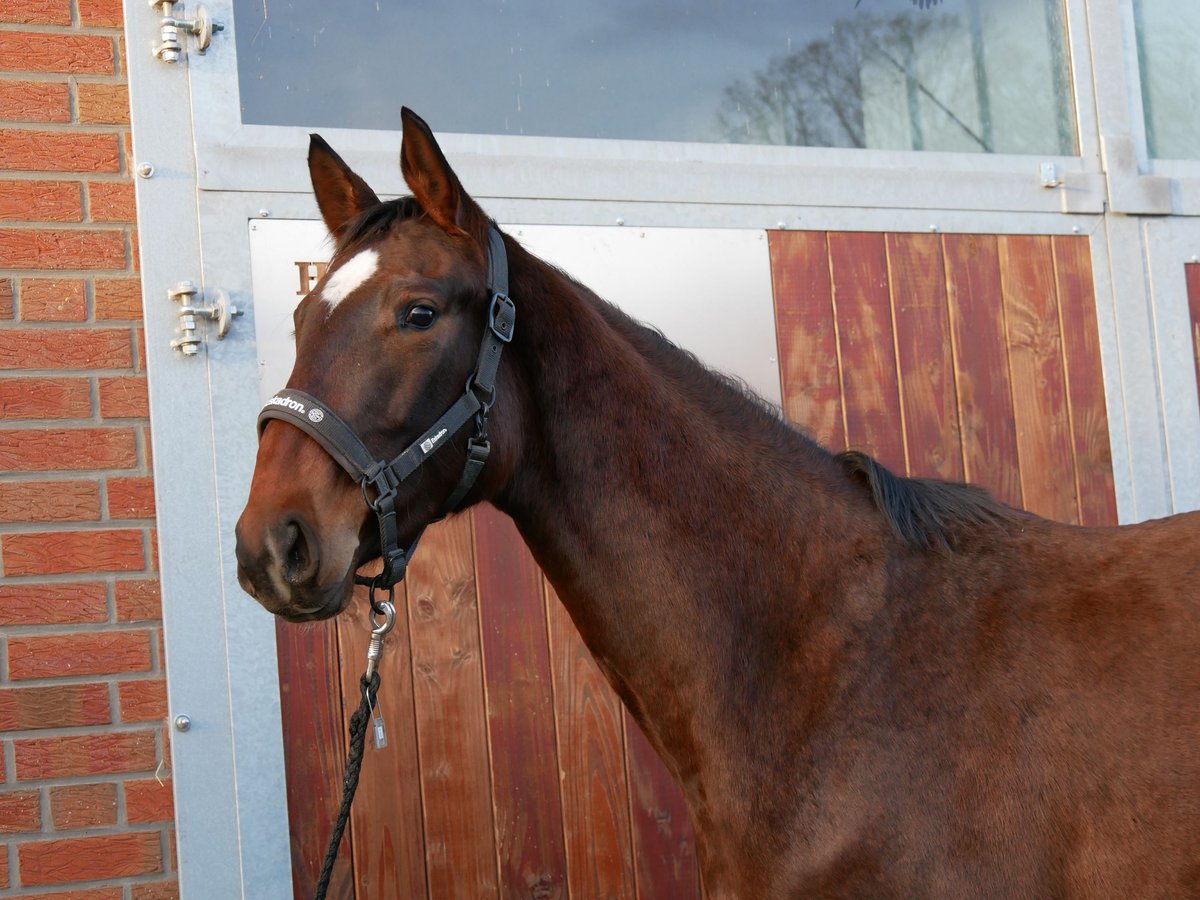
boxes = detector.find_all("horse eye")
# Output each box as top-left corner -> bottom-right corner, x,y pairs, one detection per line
402,305 -> 437,330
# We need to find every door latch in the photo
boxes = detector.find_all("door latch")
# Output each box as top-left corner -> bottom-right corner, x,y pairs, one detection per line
169,281 -> 242,356
151,0 -> 224,63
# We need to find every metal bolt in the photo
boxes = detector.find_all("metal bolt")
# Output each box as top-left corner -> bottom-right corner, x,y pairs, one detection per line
1072,226 -> 1081,234
258,209 -> 270,218
174,714 -> 191,732
137,163 -> 155,179
615,217 -> 625,226
776,221 -> 787,229
929,224 -> 939,232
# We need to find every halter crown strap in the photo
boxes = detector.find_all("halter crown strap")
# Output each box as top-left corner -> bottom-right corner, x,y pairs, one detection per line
255,224 -> 514,591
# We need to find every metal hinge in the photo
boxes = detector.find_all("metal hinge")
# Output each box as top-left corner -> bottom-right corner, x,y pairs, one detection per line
168,281 -> 242,356
151,0 -> 224,64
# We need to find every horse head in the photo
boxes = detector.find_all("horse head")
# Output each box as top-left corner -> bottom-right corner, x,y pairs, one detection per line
235,109 -> 522,621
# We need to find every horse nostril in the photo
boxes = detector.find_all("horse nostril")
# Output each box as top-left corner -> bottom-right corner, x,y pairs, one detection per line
279,517 -> 320,586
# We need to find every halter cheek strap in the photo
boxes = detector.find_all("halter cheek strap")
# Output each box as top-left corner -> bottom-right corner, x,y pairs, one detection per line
256,225 -> 515,591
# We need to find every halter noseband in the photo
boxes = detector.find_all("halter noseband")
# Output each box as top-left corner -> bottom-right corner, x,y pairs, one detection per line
256,225 -> 515,594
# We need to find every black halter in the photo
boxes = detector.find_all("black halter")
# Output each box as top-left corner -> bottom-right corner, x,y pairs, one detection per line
257,225 -> 515,594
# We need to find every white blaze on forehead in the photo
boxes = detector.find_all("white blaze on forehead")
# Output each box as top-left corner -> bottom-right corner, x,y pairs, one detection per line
320,248 -> 379,310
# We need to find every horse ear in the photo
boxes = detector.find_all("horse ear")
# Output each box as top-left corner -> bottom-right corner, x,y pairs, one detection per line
400,107 -> 486,239
308,134 -> 380,241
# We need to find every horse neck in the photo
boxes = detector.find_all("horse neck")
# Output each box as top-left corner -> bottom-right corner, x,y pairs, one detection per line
492,244 -> 885,770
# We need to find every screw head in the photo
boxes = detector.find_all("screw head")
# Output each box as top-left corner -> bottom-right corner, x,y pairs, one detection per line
174,714 -> 191,732
258,209 -> 270,218
137,163 -> 155,178
615,217 -> 625,226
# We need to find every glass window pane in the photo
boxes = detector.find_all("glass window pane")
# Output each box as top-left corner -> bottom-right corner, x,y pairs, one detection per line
234,0 -> 1075,155
1133,0 -> 1200,160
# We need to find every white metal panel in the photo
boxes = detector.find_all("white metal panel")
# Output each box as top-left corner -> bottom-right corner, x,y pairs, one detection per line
247,220 -> 782,407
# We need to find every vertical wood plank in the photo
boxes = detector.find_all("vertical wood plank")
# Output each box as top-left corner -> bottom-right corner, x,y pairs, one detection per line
887,233 -> 963,481
406,515 -> 500,899
828,232 -> 907,471
768,231 -> 846,449
474,505 -> 569,899
624,712 -> 700,900
337,582 -> 428,900
545,581 -> 637,899
999,235 -> 1079,523
276,618 -> 353,899
1185,263 -> 1200,416
943,233 -> 1024,507
1053,235 -> 1119,526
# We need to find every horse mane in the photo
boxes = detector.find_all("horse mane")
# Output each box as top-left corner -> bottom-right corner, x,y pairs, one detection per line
332,196 -> 425,261
835,450 -> 1024,551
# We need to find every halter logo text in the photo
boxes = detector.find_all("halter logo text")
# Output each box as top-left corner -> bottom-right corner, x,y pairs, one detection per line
421,428 -> 448,454
268,395 -> 306,415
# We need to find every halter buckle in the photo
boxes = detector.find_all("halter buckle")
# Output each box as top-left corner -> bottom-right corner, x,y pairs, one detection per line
488,292 -> 515,343
362,463 -> 400,510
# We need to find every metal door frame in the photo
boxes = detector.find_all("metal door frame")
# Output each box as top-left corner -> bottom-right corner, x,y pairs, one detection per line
123,0 -> 1198,895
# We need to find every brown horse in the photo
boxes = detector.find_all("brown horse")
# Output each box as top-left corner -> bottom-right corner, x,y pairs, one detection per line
235,109 -> 1200,898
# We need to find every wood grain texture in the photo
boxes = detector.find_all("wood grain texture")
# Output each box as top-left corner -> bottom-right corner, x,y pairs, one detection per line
545,581 -> 637,900
1186,263 -> 1200,418
943,234 -> 1023,507
337,583 -> 428,900
474,505 -> 569,900
1053,235 -> 1118,527
887,233 -> 963,481
275,617 -> 353,899
768,231 -> 845,448
828,232 -> 907,471
624,711 -> 700,900
406,514 -> 500,899
999,235 -> 1078,523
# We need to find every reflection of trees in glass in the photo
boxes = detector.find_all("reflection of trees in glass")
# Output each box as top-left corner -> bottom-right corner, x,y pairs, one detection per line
717,12 -> 986,151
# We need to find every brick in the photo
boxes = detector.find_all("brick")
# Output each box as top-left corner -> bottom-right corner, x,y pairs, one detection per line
0,427 -> 137,471
0,377 -> 91,418
14,730 -> 157,780
0,790 -> 41,833
0,181 -> 81,223
16,890 -> 124,900
78,0 -> 125,27
132,881 -> 180,900
135,325 -> 146,371
94,278 -> 141,319
88,181 -> 136,223
118,679 -> 165,722
98,375 -> 147,418
20,832 -> 162,884
130,227 -> 139,271
0,278 -> 12,318
0,33 -> 115,75
2,529 -> 146,577
77,82 -> 129,125
0,328 -> 132,369
0,479 -> 102,522
0,0 -> 71,25
115,578 -> 160,621
125,778 -> 173,823
8,630 -> 152,679
107,476 -> 155,518
0,684 -> 111,731
0,80 -> 71,122
19,278 -> 88,321
50,783 -> 118,829
0,228 -> 125,269
0,582 -> 107,626
0,841 -> 7,887
0,129 -> 121,173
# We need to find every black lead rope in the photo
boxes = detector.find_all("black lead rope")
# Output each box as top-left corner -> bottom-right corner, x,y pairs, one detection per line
313,671 -> 379,900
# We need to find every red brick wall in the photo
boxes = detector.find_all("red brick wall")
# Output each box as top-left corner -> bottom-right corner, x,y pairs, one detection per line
1,0 -> 178,896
